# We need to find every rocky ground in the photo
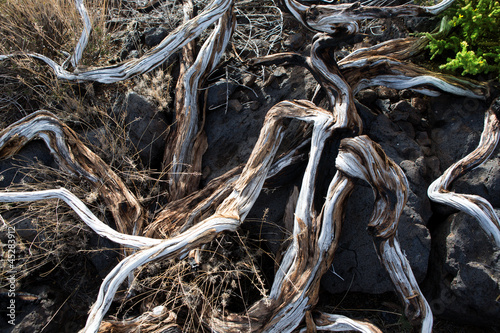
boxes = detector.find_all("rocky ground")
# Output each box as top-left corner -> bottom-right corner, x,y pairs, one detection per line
0,1 -> 499,332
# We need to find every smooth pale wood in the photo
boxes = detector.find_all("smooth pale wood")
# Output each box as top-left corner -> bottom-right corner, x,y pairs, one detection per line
340,36 -> 430,62
428,97 -> 500,246
251,34 -> 363,133
299,311 -> 382,333
1,0 -> 496,331
0,188 -> 160,248
251,37 -> 489,102
209,112 -> 359,333
70,0 -> 91,68
339,56 -> 489,98
0,111 -> 144,236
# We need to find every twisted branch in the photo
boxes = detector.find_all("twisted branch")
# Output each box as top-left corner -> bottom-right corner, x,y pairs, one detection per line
277,0 -> 454,34
0,111 -> 144,235
0,0 -> 234,83
336,135 -> 432,331
428,97 -> 500,246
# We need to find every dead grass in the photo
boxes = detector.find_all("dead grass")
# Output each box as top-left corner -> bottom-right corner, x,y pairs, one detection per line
0,0 -> 114,63
0,0 -> 119,124
0,162 -> 100,284
117,231 -> 273,332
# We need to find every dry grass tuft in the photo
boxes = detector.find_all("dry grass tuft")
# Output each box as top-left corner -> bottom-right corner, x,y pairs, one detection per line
115,231 -> 272,332
133,67 -> 174,112
0,0 -> 80,57
0,162 -> 102,285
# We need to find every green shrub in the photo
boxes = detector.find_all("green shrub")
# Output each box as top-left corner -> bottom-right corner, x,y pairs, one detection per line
426,0 -> 500,79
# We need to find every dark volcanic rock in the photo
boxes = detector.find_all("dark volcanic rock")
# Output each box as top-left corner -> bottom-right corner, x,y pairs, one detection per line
144,26 -> 169,47
426,212 -> 500,327
123,91 -> 169,168
0,140 -> 56,188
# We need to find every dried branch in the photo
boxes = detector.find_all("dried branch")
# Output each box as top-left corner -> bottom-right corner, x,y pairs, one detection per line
250,33 -> 363,132
0,111 -> 144,235
164,6 -> 236,201
1,0 -> 497,332
0,0 -> 235,83
277,0 -> 455,34
299,311 -> 383,333
339,56 -> 490,98
68,0 -> 91,69
336,135 -> 432,331
428,97 -> 500,246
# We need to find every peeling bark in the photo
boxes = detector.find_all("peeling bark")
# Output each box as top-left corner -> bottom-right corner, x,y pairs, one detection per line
300,311 -> 383,333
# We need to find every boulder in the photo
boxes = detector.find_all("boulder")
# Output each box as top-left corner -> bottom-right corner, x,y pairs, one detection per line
144,26 -> 169,47
425,211 -> 500,327
429,95 -> 487,170
123,91 -> 169,168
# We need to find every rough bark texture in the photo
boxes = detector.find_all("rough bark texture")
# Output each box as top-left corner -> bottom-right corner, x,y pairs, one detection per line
0,0 -> 499,332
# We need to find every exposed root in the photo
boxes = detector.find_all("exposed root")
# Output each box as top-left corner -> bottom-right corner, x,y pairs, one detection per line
1,0 -> 499,332
428,97 -> 500,246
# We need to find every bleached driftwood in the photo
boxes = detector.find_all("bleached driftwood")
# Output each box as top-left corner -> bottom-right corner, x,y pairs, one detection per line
277,0 -> 455,34
69,0 -> 91,69
336,135 -> 432,331
299,311 -> 383,333
0,0 -> 235,83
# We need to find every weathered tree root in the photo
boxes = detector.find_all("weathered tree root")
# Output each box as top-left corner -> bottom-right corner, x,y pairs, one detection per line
0,101 -> 340,332
337,136 -> 432,331
163,5 -> 235,201
0,188 -> 159,249
68,0 -> 91,69
428,97 -> 500,246
299,311 -> 383,333
251,35 -> 490,103
0,0 -> 235,83
278,0 -> 454,34
1,0 -> 499,331
0,111 -> 144,236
